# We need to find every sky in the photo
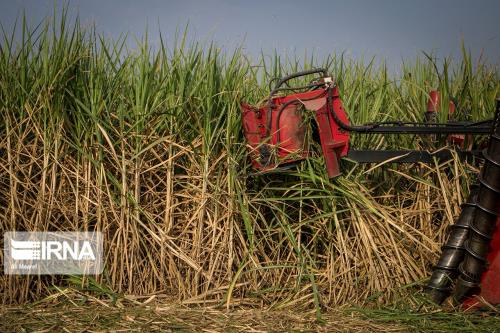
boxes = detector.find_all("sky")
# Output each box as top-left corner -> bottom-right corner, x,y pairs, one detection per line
1,0 -> 500,72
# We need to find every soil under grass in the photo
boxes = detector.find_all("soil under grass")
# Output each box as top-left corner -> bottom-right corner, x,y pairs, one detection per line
1,295 -> 498,333
0,302 -> 398,332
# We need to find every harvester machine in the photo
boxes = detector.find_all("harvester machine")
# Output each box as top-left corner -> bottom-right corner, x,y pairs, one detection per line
240,68 -> 500,307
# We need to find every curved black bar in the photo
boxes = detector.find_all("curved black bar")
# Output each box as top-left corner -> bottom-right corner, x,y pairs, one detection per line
270,68 -> 328,97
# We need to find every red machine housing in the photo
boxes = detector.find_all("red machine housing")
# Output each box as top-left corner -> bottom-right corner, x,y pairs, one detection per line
241,86 -> 350,178
463,217 -> 500,309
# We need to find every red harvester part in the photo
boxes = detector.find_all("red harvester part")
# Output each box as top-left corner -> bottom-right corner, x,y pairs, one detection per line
427,90 -> 466,147
462,216 -> 500,309
241,86 -> 350,178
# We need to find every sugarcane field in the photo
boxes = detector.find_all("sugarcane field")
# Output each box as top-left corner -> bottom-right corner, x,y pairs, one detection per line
1,1 -> 500,332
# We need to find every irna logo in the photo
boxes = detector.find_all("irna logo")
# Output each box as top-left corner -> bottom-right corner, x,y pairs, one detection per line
10,239 -> 96,261
4,232 -> 103,275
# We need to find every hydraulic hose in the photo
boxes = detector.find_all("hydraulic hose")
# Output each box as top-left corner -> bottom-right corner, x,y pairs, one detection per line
453,99 -> 500,303
326,86 -> 377,132
425,185 -> 479,304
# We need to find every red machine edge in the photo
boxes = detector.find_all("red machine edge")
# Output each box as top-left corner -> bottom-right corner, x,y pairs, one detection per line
463,217 -> 500,309
241,85 -> 350,178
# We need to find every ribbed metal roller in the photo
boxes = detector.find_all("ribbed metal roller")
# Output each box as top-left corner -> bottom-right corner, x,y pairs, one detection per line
453,100 -> 500,302
426,186 -> 479,304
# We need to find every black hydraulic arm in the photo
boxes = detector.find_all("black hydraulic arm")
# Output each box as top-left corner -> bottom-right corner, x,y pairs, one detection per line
325,84 -> 494,135
346,149 -> 483,164
347,122 -> 493,135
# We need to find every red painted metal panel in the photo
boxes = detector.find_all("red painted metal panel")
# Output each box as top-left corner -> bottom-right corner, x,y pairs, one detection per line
463,217 -> 500,309
241,86 -> 350,178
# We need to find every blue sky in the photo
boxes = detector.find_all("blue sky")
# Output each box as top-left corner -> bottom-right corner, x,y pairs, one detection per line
1,0 -> 499,72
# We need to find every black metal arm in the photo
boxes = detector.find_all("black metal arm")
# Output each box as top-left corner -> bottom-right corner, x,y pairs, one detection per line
269,68 -> 328,97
